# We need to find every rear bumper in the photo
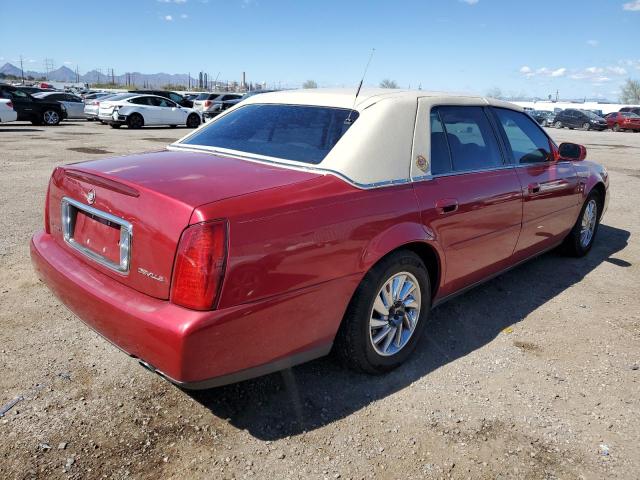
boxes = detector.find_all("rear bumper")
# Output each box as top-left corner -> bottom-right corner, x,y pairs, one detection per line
30,231 -> 346,388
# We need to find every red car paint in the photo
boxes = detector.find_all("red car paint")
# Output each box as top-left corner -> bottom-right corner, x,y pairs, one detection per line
31,147 -> 608,388
605,112 -> 640,131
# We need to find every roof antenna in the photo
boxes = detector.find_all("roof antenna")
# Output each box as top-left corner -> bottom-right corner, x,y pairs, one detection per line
345,48 -> 375,124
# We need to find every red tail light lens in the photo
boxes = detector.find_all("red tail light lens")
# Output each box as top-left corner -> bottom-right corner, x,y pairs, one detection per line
204,100 -> 212,107
7,101 -> 13,109
171,221 -> 228,310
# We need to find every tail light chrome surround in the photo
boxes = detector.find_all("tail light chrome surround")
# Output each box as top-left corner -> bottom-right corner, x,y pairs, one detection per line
61,196 -> 133,274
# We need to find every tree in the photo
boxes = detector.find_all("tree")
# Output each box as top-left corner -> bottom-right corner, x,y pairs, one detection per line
620,78 -> 640,104
379,79 -> 398,89
302,80 -> 318,89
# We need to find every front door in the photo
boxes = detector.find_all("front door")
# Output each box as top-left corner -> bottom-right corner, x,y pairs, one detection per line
413,104 -> 523,297
490,107 -> 581,260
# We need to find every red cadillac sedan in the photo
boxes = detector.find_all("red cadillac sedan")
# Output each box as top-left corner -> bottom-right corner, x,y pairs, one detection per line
31,89 -> 609,388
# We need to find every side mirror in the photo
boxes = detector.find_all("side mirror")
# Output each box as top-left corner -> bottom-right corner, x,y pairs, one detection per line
558,142 -> 587,161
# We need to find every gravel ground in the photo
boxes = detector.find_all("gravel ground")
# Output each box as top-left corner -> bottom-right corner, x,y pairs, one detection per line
0,120 -> 638,479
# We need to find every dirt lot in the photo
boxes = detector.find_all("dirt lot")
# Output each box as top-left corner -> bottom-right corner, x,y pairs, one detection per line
0,120 -> 638,479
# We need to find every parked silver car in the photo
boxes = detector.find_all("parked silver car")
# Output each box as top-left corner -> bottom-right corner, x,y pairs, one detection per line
83,93 -> 123,121
192,92 -> 242,117
32,91 -> 85,120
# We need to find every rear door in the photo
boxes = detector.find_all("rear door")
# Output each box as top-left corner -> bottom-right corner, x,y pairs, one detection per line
412,103 -> 523,297
129,96 -> 156,123
491,107 -> 581,260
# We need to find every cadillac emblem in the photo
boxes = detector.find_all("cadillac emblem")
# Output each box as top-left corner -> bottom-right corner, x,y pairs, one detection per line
416,155 -> 428,172
86,189 -> 96,205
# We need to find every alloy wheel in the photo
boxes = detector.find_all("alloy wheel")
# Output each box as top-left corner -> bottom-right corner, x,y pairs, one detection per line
580,199 -> 597,248
369,272 -> 421,357
43,110 -> 59,125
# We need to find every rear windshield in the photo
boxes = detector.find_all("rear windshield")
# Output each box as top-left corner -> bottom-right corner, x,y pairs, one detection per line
104,93 -> 136,101
181,104 -> 359,164
196,93 -> 220,100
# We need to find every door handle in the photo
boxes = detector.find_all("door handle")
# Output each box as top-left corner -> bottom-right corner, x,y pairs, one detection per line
435,198 -> 459,214
528,183 -> 541,194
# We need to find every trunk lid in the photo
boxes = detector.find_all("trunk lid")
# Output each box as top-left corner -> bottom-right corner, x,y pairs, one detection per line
47,149 -> 320,299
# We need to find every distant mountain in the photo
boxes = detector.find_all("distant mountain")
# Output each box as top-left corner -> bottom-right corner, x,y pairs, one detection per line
0,62 -> 197,87
48,65 -> 78,82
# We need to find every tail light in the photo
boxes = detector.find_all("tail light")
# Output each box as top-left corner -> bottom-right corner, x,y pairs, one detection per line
93,101 -> 100,106
171,221 -> 228,310
6,101 -> 13,109
204,100 -> 212,107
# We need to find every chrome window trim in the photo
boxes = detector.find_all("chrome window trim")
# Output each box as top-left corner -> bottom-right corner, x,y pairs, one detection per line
166,144 -> 411,190
412,164 -> 516,183
61,196 -> 133,274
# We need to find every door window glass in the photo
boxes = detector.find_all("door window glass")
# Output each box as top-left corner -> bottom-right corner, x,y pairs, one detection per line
429,109 -> 452,175
436,106 -> 504,172
493,108 -> 551,164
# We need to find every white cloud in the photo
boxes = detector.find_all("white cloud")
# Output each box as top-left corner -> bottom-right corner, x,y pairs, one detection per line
460,0 -> 479,4
180,13 -> 188,18
623,0 -> 640,11
607,66 -> 627,75
519,66 -> 531,74
551,68 -> 566,77
587,39 -> 599,47
164,15 -> 173,20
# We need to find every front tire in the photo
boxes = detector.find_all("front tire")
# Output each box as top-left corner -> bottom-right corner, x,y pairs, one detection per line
127,113 -> 144,129
186,113 -> 201,128
612,123 -> 621,132
583,122 -> 591,131
562,190 -> 602,257
555,121 -> 563,129
334,251 -> 431,374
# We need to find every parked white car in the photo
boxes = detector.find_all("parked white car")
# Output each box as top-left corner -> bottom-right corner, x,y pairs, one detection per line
0,99 -> 18,123
32,91 -> 85,119
98,94 -> 202,129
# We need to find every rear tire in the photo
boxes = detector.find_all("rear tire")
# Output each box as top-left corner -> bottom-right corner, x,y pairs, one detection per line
555,121 -> 563,128
562,190 -> 602,257
613,123 -> 621,132
333,251 -> 431,374
42,109 -> 61,126
127,113 -> 144,129
186,113 -> 201,128
583,122 -> 590,131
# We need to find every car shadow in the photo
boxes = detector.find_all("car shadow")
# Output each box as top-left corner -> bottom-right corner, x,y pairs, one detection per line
186,224 -> 630,440
0,127 -> 44,132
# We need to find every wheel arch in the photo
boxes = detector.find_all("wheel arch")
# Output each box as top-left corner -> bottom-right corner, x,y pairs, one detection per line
359,222 -> 444,299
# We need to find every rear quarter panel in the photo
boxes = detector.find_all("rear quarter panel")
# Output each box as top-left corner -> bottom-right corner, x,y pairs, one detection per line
192,175 -> 434,320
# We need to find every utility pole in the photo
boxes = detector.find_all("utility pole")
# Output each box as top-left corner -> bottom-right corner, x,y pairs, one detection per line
43,58 -> 54,80
19,55 -> 25,84
111,68 -> 115,86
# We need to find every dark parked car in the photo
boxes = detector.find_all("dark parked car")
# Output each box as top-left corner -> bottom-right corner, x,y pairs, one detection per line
128,90 -> 193,108
528,110 -> 556,127
14,86 -> 55,95
620,107 -> 640,116
0,84 -> 67,125
553,109 -> 607,131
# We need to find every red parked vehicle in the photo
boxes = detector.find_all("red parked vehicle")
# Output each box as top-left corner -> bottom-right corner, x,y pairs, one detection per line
31,90 -> 609,389
605,111 -> 640,132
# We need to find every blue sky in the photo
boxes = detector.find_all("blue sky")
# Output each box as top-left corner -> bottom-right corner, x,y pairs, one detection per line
2,0 -> 639,99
